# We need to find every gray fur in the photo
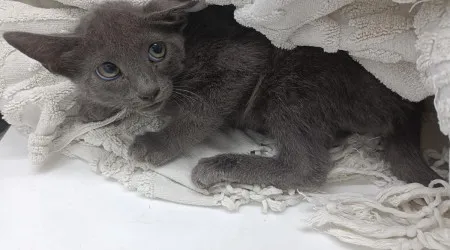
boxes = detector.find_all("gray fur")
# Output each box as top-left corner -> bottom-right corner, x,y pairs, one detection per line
3,1 -> 441,189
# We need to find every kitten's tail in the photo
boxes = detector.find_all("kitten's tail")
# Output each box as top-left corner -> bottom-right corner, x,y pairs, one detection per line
383,103 -> 442,186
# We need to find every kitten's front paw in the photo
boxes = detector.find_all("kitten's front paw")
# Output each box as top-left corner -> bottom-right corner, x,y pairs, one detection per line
79,109 -> 109,123
128,133 -> 176,166
78,102 -> 116,123
191,155 -> 236,189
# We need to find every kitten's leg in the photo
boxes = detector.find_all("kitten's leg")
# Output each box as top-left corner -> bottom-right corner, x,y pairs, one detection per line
191,125 -> 331,190
129,110 -> 223,166
384,110 -> 442,185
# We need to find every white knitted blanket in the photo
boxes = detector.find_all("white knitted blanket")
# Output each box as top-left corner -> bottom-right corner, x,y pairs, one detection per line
1,0 -> 450,249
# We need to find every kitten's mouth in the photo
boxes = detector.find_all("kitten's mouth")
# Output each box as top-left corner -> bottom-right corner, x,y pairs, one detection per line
138,100 -> 165,113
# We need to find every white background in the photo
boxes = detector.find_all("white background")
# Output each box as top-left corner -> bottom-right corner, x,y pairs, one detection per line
0,129 -> 368,250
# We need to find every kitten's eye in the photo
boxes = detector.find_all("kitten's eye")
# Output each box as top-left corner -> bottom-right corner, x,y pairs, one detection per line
96,62 -> 121,80
148,42 -> 166,62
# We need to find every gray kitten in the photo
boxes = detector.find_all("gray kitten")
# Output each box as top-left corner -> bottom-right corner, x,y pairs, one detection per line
3,0 -> 441,189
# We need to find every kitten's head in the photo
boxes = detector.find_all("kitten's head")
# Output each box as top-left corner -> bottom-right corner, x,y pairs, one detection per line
3,0 -> 198,114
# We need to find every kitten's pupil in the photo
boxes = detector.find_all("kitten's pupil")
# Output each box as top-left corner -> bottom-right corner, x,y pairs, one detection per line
148,42 -> 166,62
152,44 -> 163,54
103,63 -> 117,74
96,62 -> 121,80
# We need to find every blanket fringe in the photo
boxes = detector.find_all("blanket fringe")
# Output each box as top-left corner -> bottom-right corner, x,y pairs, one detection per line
305,180 -> 450,250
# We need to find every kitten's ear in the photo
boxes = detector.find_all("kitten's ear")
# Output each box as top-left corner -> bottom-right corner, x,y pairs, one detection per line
3,31 -> 81,78
144,0 -> 200,30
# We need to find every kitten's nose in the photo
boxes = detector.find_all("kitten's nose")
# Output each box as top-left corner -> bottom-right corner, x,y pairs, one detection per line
138,88 -> 160,102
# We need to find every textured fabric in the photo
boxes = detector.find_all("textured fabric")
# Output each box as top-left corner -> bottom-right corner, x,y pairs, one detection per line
1,0 -> 450,249
214,0 -> 428,102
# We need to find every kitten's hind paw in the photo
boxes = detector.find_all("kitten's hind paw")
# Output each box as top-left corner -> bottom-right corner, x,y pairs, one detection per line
191,155 -> 236,189
392,166 -> 444,187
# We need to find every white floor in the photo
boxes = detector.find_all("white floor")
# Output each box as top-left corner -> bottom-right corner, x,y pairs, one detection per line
0,129 -> 369,250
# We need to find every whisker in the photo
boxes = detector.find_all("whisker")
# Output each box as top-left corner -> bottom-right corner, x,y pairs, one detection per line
173,87 -> 203,101
173,90 -> 197,106
171,96 -> 182,111
172,92 -> 192,106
